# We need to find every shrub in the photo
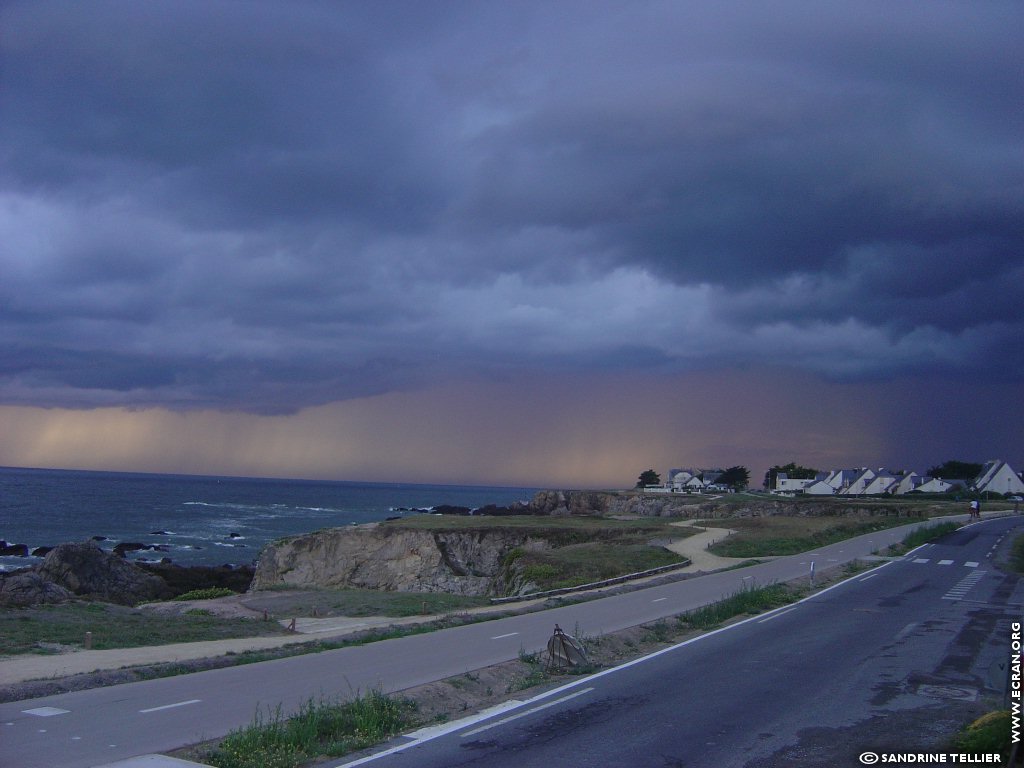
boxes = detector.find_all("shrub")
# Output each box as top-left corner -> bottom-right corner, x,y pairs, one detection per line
174,587 -> 238,601
954,710 -> 1010,759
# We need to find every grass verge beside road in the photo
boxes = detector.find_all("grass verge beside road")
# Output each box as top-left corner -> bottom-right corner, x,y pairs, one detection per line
707,515 -> 930,558
0,602 -> 291,656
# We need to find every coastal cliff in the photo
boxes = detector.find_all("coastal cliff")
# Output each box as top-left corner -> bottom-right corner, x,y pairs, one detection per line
250,491 -> 945,597
251,524 -> 554,596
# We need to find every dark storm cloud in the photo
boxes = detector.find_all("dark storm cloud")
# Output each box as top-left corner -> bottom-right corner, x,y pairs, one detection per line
1,0 -> 1021,412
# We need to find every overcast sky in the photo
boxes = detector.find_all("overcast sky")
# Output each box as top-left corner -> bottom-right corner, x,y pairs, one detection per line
1,1 -> 1021,488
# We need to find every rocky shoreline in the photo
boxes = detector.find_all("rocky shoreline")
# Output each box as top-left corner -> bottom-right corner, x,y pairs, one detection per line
0,540 -> 254,608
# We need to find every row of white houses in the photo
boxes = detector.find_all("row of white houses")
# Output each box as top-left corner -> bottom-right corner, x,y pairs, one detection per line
773,459 -> 1024,497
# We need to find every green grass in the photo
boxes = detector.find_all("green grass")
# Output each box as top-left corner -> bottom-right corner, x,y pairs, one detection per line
886,521 -> 961,555
680,584 -> 798,629
206,693 -> 414,768
382,514 -> 698,546
1008,533 -> 1024,574
708,516 -> 929,558
513,542 -> 686,591
244,588 -> 490,619
953,710 -> 1011,761
0,602 -> 290,655
175,587 -> 238,601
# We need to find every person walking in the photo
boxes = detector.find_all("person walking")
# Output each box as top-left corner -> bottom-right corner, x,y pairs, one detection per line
969,499 -> 980,519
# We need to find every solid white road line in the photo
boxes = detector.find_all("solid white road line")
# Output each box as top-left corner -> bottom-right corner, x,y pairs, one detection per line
461,688 -> 595,738
757,607 -> 798,623
333,558 -> 898,768
139,699 -> 201,714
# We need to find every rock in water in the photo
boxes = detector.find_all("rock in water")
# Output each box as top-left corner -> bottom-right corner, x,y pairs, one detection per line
37,541 -> 171,605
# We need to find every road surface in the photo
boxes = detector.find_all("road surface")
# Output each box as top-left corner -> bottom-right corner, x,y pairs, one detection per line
1,516 -> 1019,768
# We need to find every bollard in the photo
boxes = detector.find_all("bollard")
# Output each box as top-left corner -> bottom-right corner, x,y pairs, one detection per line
84,631 -> 92,650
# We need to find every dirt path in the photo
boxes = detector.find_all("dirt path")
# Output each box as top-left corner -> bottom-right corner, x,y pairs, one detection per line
664,521 -> 754,572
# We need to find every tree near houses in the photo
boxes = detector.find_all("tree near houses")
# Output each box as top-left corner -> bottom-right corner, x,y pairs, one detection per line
926,460 -> 983,480
763,462 -> 820,490
636,469 -> 661,488
716,466 -> 750,490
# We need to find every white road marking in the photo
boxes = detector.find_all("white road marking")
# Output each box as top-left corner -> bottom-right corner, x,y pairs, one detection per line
139,699 -> 201,714
895,622 -> 918,641
758,607 -> 798,623
938,559 -> 954,566
491,632 -> 519,640
913,558 -> 930,564
334,559 -> 899,768
461,688 -> 595,738
942,570 -> 987,601
966,562 -> 980,568
23,707 -> 70,717
652,597 -> 668,603
859,573 -> 880,582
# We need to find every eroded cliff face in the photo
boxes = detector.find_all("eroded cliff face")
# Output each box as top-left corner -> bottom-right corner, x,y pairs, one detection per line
251,523 -> 552,596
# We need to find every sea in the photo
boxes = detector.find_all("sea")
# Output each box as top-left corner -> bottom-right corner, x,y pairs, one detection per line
0,466 -> 538,572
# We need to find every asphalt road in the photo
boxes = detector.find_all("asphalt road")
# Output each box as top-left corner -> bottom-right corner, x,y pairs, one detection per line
336,516 -> 1024,768
1,516 -> 1019,768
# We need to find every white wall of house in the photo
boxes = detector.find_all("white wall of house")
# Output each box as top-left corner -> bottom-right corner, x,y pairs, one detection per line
804,480 -> 835,495
841,469 -> 877,495
974,461 -> 1024,495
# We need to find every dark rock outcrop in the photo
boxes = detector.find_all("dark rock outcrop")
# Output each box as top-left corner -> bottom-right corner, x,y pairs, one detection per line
0,542 -> 30,557
140,562 -> 254,596
37,541 -> 172,605
0,570 -> 73,607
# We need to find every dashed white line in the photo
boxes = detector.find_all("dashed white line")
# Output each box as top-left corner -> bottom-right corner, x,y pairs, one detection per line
23,707 -> 69,717
966,562 -> 980,568
938,559 -> 954,566
652,597 -> 668,603
139,699 -> 201,714
913,558 -> 930,564
491,632 -> 520,640
859,572 -> 880,582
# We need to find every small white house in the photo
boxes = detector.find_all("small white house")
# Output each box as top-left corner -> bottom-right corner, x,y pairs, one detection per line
803,479 -> 836,495
862,473 -> 899,495
893,472 -> 923,495
824,469 -> 861,493
840,468 -> 877,496
973,460 -> 1024,496
913,477 -> 963,494
774,473 -> 816,493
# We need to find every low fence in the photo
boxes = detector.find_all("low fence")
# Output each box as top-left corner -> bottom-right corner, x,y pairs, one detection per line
488,558 -> 692,604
